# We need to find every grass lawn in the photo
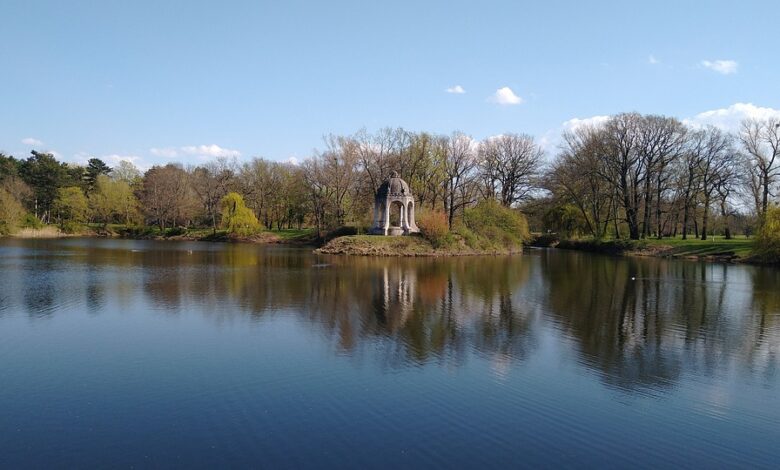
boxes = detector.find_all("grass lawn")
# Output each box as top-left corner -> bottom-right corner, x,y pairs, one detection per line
269,228 -> 316,241
83,224 -> 317,243
643,236 -> 754,258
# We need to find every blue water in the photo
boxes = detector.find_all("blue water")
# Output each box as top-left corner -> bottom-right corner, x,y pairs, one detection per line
0,238 -> 778,468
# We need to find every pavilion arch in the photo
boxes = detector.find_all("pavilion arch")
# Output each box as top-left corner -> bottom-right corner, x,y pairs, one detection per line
370,171 -> 420,236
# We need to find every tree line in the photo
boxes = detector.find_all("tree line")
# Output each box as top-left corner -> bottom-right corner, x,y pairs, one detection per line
1,114 -> 778,240
541,114 -> 779,240
0,128 -> 542,237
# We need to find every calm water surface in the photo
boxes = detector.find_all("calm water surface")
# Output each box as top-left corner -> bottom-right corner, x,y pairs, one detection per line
0,238 -> 778,468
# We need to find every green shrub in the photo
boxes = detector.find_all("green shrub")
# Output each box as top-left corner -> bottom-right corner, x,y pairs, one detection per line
60,221 -> 83,234
0,187 -> 26,234
21,213 -> 43,229
164,227 -> 187,237
117,225 -> 158,238
463,199 -> 531,248
417,210 -> 450,248
754,206 -> 780,262
452,224 -> 479,249
556,238 -> 645,254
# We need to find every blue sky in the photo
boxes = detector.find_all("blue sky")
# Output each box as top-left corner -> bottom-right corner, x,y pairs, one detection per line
1,0 -> 778,169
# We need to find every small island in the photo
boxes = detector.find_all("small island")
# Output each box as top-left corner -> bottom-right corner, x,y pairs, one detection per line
318,171 -> 528,256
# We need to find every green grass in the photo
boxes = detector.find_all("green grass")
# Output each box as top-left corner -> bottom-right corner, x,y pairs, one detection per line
555,235 -> 756,260
82,223 -> 317,243
318,233 -> 524,256
270,228 -> 316,241
643,236 -> 753,258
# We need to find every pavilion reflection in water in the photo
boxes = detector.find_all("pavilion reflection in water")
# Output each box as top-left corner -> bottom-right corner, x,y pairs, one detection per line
372,265 -> 417,331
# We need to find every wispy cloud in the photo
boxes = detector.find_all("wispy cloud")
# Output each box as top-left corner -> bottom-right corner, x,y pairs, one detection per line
700,59 -> 738,75
490,87 -> 523,105
150,144 -> 241,159
648,55 -> 660,65
21,137 -> 44,146
150,147 -> 179,158
103,154 -> 143,166
180,144 -> 241,158
535,115 -> 611,154
445,85 -> 465,94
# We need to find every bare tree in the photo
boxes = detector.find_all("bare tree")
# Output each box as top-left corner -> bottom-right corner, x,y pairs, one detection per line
635,115 -> 687,238
601,113 -> 644,239
319,135 -> 360,227
675,131 -> 705,239
354,127 -> 407,196
138,164 -> 194,230
443,132 -> 478,228
546,125 -> 615,238
191,157 -> 235,234
478,133 -> 542,207
696,127 -> 734,240
740,118 -> 780,217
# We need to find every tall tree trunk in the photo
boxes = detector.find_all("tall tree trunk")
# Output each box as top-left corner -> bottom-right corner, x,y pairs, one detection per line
701,192 -> 710,240
761,172 -> 770,217
721,199 -> 731,239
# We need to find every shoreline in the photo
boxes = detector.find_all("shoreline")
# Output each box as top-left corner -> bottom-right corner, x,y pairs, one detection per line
538,237 -> 777,266
6,229 -> 776,266
315,235 -> 523,257
5,227 -> 317,246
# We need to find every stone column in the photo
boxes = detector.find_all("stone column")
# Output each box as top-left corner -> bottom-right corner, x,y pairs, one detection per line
401,200 -> 410,233
408,201 -> 418,232
382,200 -> 390,235
400,201 -> 408,232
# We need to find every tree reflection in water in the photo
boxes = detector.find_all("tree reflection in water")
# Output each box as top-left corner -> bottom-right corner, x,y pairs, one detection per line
1,239 -> 778,391
540,249 -> 779,390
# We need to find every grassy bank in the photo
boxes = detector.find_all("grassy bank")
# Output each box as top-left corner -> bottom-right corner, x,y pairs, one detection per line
642,237 -> 753,259
551,235 -> 759,263
6,223 -> 317,245
316,234 -> 523,257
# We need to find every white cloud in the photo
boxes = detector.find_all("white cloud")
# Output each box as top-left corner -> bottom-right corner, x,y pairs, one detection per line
21,137 -> 44,146
535,115 -> 611,155
69,152 -> 143,168
150,147 -> 179,158
700,59 -> 738,75
286,157 -> 300,166
562,115 -> 611,132
150,144 -> 241,160
180,144 -> 241,158
684,102 -> 780,131
445,85 -> 466,94
490,87 -> 523,105
648,55 -> 660,65
103,154 -> 142,166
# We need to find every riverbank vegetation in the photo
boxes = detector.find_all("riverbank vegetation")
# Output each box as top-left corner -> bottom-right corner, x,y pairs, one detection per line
0,130 -> 538,249
1,114 -> 778,261
550,236 -> 753,261
533,114 -> 780,263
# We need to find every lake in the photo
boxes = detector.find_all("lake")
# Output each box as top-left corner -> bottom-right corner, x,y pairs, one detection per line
0,238 -> 778,468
